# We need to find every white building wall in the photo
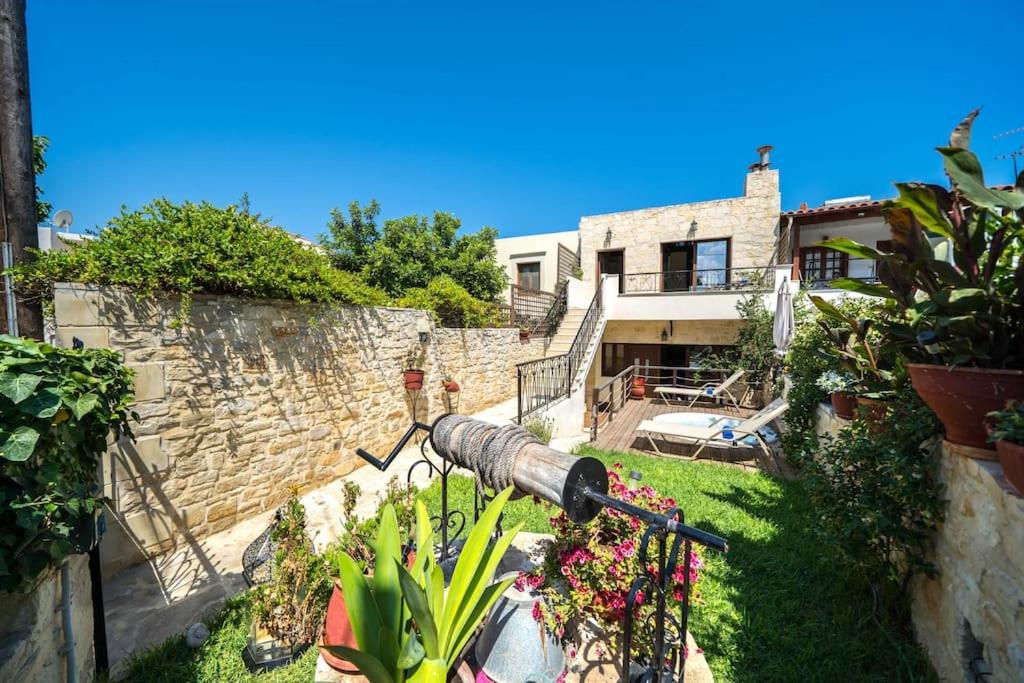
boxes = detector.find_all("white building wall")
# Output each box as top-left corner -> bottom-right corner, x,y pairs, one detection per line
798,216 -> 890,280
494,230 -> 578,296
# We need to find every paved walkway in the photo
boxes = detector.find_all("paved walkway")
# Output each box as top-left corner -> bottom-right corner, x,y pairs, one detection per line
104,398 -> 519,673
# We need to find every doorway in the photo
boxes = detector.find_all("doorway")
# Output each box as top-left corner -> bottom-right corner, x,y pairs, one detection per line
661,242 -> 692,291
598,250 -> 625,293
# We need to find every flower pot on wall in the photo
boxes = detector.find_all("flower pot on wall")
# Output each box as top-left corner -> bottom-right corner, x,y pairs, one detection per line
442,380 -> 460,393
631,377 -> 646,400
403,369 -> 425,390
830,391 -> 857,420
996,440 -> 1024,494
907,364 -> 1024,451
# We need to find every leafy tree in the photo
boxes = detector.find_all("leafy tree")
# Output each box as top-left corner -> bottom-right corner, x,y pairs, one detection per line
320,201 -> 507,301
397,275 -> 504,328
33,135 -> 51,224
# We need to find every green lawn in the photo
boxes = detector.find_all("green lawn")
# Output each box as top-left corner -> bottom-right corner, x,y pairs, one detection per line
118,446 -> 935,682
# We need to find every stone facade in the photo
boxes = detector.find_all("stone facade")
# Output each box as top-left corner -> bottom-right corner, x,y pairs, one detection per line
910,445 -> 1024,682
0,555 -> 95,683
578,168 -> 780,286
52,284 -> 542,575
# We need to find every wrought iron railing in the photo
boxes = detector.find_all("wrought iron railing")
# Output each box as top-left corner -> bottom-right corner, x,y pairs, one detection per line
510,282 -> 567,336
799,258 -> 880,288
517,279 -> 604,423
621,267 -> 772,294
589,364 -> 735,440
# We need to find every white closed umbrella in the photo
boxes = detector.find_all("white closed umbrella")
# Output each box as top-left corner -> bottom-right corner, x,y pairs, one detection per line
773,278 -> 794,355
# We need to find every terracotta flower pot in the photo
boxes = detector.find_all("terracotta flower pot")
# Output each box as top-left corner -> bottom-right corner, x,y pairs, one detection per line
630,377 -> 646,400
519,330 -> 530,341
320,580 -> 362,675
996,440 -> 1024,494
830,391 -> 857,420
856,396 -> 889,434
907,364 -> 1024,451
442,380 -> 460,393
403,369 -> 425,390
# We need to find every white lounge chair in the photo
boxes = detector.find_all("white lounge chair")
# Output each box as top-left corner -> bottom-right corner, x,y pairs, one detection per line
653,370 -> 745,410
636,398 -> 789,460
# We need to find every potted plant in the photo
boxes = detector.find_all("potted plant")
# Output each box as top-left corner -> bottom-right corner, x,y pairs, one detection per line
322,487 -> 521,682
441,374 -> 460,393
518,464 -> 703,669
988,401 -> 1024,493
246,489 -> 332,672
816,371 -> 858,420
809,295 -> 897,430
520,327 -> 531,341
630,375 -> 646,400
822,110 -> 1024,451
402,344 -> 427,390
321,479 -> 418,674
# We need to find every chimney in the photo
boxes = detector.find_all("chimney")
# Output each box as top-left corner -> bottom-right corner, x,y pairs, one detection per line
757,145 -> 772,169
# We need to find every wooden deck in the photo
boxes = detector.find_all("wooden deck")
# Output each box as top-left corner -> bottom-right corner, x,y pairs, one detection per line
591,397 -> 776,470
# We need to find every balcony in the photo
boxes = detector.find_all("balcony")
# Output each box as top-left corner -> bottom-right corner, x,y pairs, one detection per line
601,266 -> 791,321
621,267 -> 773,294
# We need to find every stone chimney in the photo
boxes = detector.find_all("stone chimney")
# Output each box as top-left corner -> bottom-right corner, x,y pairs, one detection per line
745,145 -> 779,197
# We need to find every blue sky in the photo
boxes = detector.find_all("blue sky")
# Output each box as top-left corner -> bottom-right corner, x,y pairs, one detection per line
28,1 -> 1022,241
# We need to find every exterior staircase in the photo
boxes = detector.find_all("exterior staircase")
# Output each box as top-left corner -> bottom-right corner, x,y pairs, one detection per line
545,308 -> 587,357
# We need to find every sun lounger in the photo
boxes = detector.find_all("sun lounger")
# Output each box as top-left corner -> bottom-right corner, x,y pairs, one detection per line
636,398 -> 789,460
653,370 -> 745,409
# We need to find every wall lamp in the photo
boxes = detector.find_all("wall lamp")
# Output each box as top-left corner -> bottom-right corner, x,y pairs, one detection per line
416,317 -> 430,344
689,219 -> 698,237
605,227 -> 613,244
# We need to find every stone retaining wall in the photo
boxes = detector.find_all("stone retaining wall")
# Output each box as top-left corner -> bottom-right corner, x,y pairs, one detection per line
0,555 -> 95,683
53,284 -> 541,575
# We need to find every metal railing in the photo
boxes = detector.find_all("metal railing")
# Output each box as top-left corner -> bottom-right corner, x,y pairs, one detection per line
517,279 -> 604,423
589,364 -> 737,441
799,258 -> 880,288
621,267 -> 773,294
510,282 -> 567,336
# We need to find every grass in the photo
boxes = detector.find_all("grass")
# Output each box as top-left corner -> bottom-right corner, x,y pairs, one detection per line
419,446 -> 936,683
118,446 -> 935,683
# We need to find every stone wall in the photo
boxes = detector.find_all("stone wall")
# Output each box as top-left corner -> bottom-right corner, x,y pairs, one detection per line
578,168 -> 780,286
53,284 -> 541,575
910,444 -> 1024,681
0,555 -> 95,683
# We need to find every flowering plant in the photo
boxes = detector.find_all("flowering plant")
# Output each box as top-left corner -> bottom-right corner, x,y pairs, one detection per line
516,464 -> 703,658
815,370 -> 856,394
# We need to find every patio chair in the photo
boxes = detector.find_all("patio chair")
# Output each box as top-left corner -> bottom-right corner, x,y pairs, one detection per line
653,369 -> 745,409
636,398 -> 789,461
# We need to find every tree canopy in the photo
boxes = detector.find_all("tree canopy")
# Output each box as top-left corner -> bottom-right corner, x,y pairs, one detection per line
320,200 -> 507,301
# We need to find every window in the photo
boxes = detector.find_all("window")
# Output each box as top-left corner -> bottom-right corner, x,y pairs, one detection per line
695,239 -> 729,289
517,262 -> 541,290
800,246 -> 848,284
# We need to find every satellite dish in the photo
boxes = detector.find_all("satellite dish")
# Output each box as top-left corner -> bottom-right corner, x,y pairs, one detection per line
53,209 -> 73,230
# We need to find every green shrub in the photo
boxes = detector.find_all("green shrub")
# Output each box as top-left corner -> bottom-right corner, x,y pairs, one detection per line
397,275 -> 504,328
10,198 -> 389,326
0,335 -> 135,592
988,401 -> 1024,446
781,294 -> 875,465
806,385 -> 943,620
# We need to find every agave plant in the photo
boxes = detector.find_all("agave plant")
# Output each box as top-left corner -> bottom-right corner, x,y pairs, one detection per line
323,487 -> 521,683
819,109 -> 1024,369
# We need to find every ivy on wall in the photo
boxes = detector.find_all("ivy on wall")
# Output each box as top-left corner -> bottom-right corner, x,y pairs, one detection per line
0,336 -> 135,592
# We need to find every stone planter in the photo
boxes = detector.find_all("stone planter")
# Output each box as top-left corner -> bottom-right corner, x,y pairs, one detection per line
996,440 -> 1024,494
830,391 -> 857,420
907,364 -> 1024,451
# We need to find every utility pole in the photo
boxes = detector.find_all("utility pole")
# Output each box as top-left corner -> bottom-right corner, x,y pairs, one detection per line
0,0 -> 43,339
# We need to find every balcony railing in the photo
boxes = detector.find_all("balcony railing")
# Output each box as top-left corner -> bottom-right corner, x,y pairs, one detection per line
621,267 -> 772,294
799,258 -> 880,289
510,282 -> 566,336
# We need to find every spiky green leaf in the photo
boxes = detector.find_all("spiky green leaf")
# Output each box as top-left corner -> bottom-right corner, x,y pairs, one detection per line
319,645 -> 395,683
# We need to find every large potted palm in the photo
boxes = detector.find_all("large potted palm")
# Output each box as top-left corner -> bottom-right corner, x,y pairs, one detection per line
822,110 -> 1024,451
